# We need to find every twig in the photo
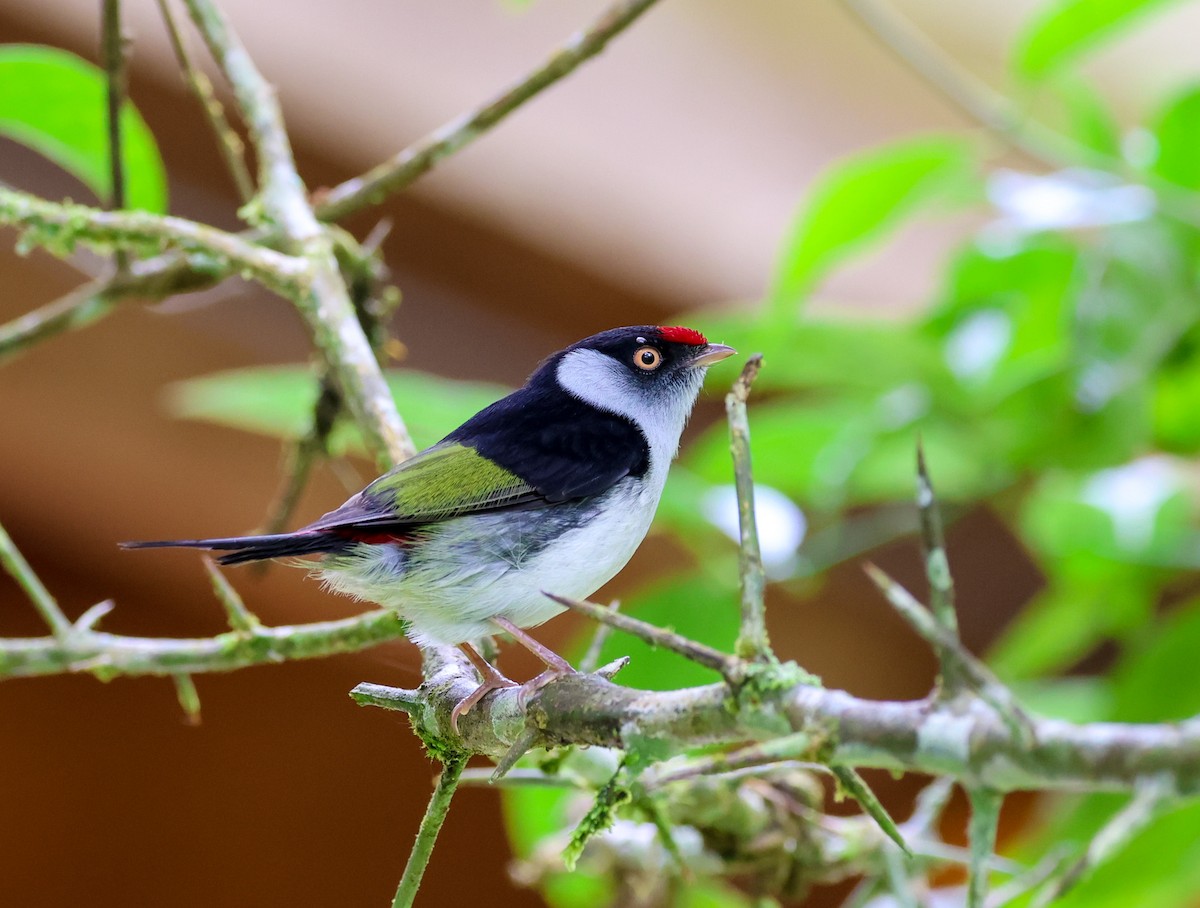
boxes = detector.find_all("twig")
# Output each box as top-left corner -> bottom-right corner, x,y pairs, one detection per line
578,600 -> 620,673
726,355 -> 771,662
863,563 -> 1035,746
1033,774 -> 1175,905
0,518 -> 72,637
0,187 -> 306,294
350,682 -> 424,717
314,0 -> 662,221
155,0 -> 254,202
967,788 -> 1004,908
0,608 -> 405,678
841,0 -> 1200,226
646,732 -> 817,787
545,592 -> 739,680
458,768 -> 584,789
0,246 -> 218,365
182,0 -> 414,469
916,442 -> 962,693
905,777 -> 955,837
202,557 -> 261,632
257,373 -> 342,537
101,0 -> 129,274
392,755 -> 466,908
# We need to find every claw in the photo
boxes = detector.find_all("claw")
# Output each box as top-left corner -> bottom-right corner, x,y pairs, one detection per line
452,643 -> 518,734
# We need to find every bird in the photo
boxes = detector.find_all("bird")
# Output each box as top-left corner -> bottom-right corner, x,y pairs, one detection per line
124,325 -> 736,727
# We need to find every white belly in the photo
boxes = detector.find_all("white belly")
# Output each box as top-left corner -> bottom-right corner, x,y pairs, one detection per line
317,477 -> 659,645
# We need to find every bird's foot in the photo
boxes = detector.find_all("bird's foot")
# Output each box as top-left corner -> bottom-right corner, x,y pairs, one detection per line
452,643 -> 518,734
491,617 -> 579,709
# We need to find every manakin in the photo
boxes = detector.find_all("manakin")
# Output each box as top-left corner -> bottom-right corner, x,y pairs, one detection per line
126,326 -> 735,725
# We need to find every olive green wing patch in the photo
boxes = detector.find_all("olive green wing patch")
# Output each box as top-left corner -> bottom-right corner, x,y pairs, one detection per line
305,442 -> 542,531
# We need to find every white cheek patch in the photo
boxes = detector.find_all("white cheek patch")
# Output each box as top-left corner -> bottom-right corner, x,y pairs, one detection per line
555,348 -> 704,478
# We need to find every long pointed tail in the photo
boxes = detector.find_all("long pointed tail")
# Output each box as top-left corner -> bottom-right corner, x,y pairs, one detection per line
121,532 -> 344,566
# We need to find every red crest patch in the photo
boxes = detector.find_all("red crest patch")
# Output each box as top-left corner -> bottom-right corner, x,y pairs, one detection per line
657,325 -> 708,346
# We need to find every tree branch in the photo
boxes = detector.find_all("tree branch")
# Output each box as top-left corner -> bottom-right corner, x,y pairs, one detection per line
314,0 -> 662,222
392,756 -> 466,908
182,0 -> 414,468
0,607 -> 406,678
355,661 -> 1200,796
0,518 -> 72,638
0,187 -> 304,293
726,354 -> 771,662
155,0 -> 255,203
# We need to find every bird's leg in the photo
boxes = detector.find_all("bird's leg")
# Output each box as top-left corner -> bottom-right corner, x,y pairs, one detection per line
492,617 -> 577,706
451,642 -> 518,734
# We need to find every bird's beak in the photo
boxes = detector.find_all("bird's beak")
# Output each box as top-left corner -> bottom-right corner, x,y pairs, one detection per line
689,342 -> 737,368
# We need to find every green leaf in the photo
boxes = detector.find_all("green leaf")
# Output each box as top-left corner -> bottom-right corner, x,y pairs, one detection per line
1018,798 -> 1200,908
768,135 -> 976,314
1014,0 -> 1189,79
1111,597 -> 1200,722
989,556 -> 1156,678
167,366 -> 510,453
693,312 -> 945,394
0,44 -> 167,212
1148,86 -> 1200,190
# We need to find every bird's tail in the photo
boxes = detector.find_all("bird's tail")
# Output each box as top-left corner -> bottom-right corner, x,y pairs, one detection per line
120,531 -> 345,566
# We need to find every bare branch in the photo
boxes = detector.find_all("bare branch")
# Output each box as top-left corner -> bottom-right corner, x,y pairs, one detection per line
0,517 -> 72,637
101,0 -> 130,275
726,354 -> 771,662
0,187 -> 305,293
842,0 -> 1200,226
202,558 -> 261,632
314,0 -> 662,222
967,787 -> 1004,908
0,608 -> 405,678
155,0 -> 255,202
182,0 -> 414,468
355,663 -> 1200,796
546,592 -> 739,680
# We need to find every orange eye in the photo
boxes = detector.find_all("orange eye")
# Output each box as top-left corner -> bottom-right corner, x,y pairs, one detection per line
633,346 -> 663,371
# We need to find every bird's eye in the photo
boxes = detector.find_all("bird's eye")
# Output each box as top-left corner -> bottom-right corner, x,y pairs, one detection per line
633,346 -> 663,371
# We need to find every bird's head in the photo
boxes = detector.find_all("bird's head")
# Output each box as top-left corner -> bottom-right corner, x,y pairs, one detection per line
548,325 -> 736,452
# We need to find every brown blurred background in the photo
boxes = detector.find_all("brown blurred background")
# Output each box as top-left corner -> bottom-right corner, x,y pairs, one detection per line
1,1 -> 1193,905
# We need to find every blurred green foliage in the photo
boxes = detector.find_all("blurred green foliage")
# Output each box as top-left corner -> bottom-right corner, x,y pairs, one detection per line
156,0 -> 1200,902
0,45 -> 167,212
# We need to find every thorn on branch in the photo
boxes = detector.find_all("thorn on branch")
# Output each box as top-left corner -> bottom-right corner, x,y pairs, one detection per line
492,728 -> 540,783
593,656 -> 629,680
74,600 -> 116,634
173,672 -> 202,725
915,441 -> 964,694
863,562 -> 1035,747
832,765 -> 912,857
578,599 -> 621,673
